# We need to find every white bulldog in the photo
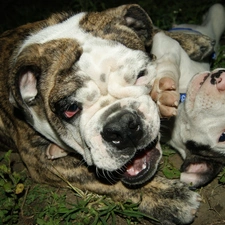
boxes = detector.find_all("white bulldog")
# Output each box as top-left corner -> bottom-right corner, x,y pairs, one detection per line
164,4 -> 225,188
169,68 -> 225,188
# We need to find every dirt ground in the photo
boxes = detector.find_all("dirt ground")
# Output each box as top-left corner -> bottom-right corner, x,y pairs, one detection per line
1,151 -> 224,225
166,154 -> 225,225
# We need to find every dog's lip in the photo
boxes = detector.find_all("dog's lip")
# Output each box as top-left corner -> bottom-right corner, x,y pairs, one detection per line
121,137 -> 161,186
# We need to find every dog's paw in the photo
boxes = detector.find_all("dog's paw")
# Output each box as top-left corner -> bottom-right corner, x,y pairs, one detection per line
150,77 -> 179,118
141,177 -> 201,225
46,144 -> 68,159
166,31 -> 215,61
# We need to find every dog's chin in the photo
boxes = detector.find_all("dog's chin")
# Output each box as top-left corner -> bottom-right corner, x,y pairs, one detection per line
121,138 -> 161,188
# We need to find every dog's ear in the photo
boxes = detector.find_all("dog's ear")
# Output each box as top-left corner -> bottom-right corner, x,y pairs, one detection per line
180,156 -> 223,188
120,4 -> 154,46
9,66 -> 39,107
19,69 -> 38,103
9,43 -> 41,109
80,4 -> 154,50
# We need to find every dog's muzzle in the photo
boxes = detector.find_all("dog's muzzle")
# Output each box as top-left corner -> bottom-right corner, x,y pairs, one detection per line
101,111 -> 161,187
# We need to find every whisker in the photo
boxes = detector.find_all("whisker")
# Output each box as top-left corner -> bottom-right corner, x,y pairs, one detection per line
106,171 -> 117,184
103,170 -> 114,184
77,159 -> 86,167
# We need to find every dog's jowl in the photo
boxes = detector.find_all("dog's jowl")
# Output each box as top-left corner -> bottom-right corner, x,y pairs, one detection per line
0,4 -> 201,224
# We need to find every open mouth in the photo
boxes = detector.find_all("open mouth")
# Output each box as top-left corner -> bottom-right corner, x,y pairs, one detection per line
121,137 -> 161,187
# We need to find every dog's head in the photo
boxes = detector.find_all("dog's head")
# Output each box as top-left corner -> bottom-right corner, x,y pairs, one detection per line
8,5 -> 162,187
171,68 -> 225,188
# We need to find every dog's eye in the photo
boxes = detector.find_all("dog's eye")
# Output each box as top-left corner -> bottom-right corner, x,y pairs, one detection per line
219,132 -> 225,142
63,103 -> 80,119
137,70 -> 146,79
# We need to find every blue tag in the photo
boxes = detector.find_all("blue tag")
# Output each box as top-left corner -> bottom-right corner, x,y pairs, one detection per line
180,93 -> 186,103
211,52 -> 216,60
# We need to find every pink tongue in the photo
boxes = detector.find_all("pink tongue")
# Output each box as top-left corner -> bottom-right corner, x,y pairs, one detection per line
216,71 -> 225,91
126,154 -> 147,176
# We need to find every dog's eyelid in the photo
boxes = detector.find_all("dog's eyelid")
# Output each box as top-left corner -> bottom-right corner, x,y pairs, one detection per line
63,103 -> 81,119
54,97 -> 82,120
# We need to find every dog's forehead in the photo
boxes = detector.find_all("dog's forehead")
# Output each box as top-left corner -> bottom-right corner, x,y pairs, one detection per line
77,41 -> 148,81
18,11 -> 143,56
18,13 -> 86,53
17,10 -> 150,83
73,46 -> 150,106
16,10 -> 152,98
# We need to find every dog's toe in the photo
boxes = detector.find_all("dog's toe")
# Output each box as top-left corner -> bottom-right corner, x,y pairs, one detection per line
158,104 -> 177,117
151,77 -> 179,118
159,77 -> 176,91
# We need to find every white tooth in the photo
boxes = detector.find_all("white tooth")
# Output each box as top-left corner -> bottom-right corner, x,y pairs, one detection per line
142,163 -> 147,170
143,156 -> 147,165
127,167 -> 135,174
112,140 -> 120,144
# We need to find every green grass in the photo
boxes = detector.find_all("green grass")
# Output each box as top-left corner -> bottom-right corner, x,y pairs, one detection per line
160,145 -> 181,179
0,151 -> 26,224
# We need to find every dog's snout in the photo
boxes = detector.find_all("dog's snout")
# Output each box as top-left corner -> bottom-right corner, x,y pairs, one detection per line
101,112 -> 143,149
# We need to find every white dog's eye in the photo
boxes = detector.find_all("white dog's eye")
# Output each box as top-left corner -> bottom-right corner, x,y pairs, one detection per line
63,103 -> 81,119
137,69 -> 146,79
219,132 -> 225,142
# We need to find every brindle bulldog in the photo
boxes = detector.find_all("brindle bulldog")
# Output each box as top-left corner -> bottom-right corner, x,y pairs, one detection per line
0,4 -> 214,224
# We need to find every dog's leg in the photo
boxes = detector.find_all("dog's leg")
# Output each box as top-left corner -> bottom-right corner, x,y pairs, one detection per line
153,28 -> 215,61
164,31 -> 215,61
21,147 -> 200,224
150,76 -> 179,117
16,129 -> 200,225
150,32 -> 182,117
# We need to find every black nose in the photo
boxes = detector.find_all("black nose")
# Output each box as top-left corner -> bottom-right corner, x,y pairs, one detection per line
101,112 -> 143,149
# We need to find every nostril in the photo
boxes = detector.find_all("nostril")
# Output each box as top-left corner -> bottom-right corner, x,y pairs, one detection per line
102,128 -> 122,144
211,70 -> 225,91
128,121 -> 140,131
